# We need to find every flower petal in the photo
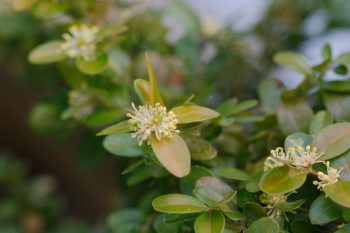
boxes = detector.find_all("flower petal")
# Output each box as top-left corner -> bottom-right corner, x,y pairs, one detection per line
151,134 -> 191,177
171,105 -> 220,124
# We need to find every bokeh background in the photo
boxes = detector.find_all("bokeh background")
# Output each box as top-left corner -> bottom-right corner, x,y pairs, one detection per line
1,0 -> 350,232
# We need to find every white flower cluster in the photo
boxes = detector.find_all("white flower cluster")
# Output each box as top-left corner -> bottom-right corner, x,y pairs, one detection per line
61,24 -> 99,61
264,145 -> 343,189
264,145 -> 322,171
127,103 -> 180,145
313,161 -> 342,189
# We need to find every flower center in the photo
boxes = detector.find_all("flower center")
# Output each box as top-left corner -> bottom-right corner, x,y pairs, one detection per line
127,103 -> 180,145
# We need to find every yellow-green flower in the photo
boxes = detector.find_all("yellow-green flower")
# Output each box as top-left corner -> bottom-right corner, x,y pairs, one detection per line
97,54 -> 219,177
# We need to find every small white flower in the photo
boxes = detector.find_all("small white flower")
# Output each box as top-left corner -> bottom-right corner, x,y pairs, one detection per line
61,24 -> 99,61
313,161 -> 342,189
264,147 -> 292,171
127,103 -> 180,145
289,145 -> 322,171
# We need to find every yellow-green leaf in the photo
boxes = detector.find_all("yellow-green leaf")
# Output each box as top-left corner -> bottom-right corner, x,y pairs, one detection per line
194,211 -> 225,233
134,79 -> 153,105
324,181 -> 350,208
152,194 -> 208,213
312,122 -> 350,160
96,121 -> 131,136
172,105 -> 220,124
145,53 -> 164,105
247,217 -> 280,233
28,40 -> 66,64
76,53 -> 108,75
151,134 -> 191,177
273,51 -> 312,75
259,166 -> 307,194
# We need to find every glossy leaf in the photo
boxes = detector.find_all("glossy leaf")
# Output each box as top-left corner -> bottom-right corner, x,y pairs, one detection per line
134,79 -> 153,105
219,167 -> 253,181
323,93 -> 350,121
76,53 -> 108,75
96,121 -> 131,136
28,40 -> 66,64
277,199 -> 305,212
323,181 -> 350,208
277,100 -> 313,135
180,166 -> 213,194
259,166 -> 307,194
312,122 -> 350,160
153,214 -> 181,233
224,211 -> 245,221
152,194 -> 208,214
309,194 -> 342,225
184,136 -> 217,161
151,134 -> 191,177
194,211 -> 225,233
172,105 -> 220,124
145,53 -> 164,105
331,150 -> 350,181
273,51 -> 312,75
309,111 -> 333,135
284,132 -> 313,150
103,133 -> 143,157
243,202 -> 267,224
247,217 -> 280,233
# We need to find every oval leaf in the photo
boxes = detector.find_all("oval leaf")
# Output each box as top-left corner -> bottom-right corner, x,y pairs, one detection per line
323,181 -> 350,208
172,105 -> 220,124
309,111 -> 333,135
97,121 -> 131,136
309,194 -> 342,225
219,167 -> 253,181
76,53 -> 108,75
259,166 -> 307,194
194,211 -> 225,233
151,134 -> 191,177
312,122 -> 350,160
103,133 -> 143,157
152,194 -> 208,214
273,51 -> 312,75
28,40 -> 66,64
247,217 -> 280,233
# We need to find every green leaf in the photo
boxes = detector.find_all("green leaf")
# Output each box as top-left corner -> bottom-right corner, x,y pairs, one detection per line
153,214 -> 181,233
309,111 -> 333,135
103,133 -> 143,157
323,181 -> 350,208
194,177 -> 233,206
164,213 -> 198,223
194,211 -> 225,233
277,100 -> 313,135
134,79 -> 153,105
85,109 -> 123,127
180,166 -> 213,194
217,98 -> 238,116
107,209 -> 144,233
336,52 -> 350,65
290,220 -> 319,233
323,93 -> 350,120
309,194 -> 342,225
223,211 -> 245,221
321,81 -> 350,93
96,121 -> 131,136
145,53 -> 164,105
247,217 -> 280,233
258,79 -> 280,114
152,194 -> 208,214
28,40 -> 66,64
312,122 -> 350,160
322,43 -> 332,60
277,199 -> 305,212
284,132 -> 313,150
334,65 -> 348,75
183,136 -> 217,161
273,51 -> 312,75
259,166 -> 307,194
172,105 -> 220,124
219,167 -> 253,181
97,24 -> 128,39
76,53 -> 108,75
331,150 -> 350,181
243,202 -> 267,224
151,134 -> 191,177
